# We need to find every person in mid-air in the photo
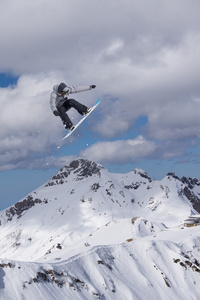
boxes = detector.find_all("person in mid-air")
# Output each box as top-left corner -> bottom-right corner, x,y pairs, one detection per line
50,82 -> 96,131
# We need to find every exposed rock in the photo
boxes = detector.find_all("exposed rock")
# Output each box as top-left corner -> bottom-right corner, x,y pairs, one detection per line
133,168 -> 152,182
45,158 -> 104,186
181,187 -> 200,213
167,172 -> 180,180
181,176 -> 200,189
5,196 -> 42,222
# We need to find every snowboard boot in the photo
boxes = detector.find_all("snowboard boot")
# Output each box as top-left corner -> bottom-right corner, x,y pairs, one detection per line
68,125 -> 75,131
64,123 -> 75,131
83,108 -> 91,116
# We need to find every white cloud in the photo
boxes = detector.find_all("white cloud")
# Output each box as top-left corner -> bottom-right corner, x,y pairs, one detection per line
1,1 -> 200,171
92,32 -> 200,141
19,155 -> 77,171
0,71 -> 99,171
0,0 -> 200,75
0,73 -> 64,170
79,136 -> 157,164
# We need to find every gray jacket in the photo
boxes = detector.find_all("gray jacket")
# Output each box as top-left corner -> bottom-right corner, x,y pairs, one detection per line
50,84 -> 92,113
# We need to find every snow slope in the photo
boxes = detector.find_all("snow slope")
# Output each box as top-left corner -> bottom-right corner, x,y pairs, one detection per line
0,158 -> 199,299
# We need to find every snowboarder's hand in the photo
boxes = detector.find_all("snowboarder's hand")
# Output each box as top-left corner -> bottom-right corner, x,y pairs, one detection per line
90,85 -> 96,89
53,110 -> 59,117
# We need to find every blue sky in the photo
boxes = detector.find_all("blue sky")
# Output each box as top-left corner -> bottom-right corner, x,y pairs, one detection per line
1,0 -> 200,210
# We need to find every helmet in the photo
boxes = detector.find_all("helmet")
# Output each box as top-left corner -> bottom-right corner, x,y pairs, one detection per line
58,82 -> 67,94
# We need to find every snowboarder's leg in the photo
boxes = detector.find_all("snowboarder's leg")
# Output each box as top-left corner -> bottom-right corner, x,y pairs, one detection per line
56,105 -> 73,130
67,98 -> 89,115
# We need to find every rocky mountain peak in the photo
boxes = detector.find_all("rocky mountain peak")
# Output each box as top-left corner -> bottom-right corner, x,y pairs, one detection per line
0,159 -> 200,300
133,168 -> 152,182
166,173 -> 200,213
166,172 -> 180,180
181,176 -> 200,189
69,158 -> 104,177
45,158 -> 104,187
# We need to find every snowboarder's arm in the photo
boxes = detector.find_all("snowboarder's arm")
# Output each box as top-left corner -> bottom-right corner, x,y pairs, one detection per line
64,85 -> 96,94
50,91 -> 57,113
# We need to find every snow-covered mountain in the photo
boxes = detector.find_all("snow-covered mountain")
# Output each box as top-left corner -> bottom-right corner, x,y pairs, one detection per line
0,158 -> 200,299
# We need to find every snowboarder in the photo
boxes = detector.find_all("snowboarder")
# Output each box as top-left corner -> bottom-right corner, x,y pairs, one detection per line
50,82 -> 96,130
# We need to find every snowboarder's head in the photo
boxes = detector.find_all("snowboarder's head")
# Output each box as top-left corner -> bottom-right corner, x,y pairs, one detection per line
58,82 -> 67,94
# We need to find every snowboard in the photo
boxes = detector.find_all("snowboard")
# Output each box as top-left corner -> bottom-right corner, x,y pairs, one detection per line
61,98 -> 100,140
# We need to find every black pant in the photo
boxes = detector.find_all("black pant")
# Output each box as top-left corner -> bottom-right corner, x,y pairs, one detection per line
57,98 -> 88,129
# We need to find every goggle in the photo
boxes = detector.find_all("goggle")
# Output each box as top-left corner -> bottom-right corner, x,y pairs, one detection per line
59,91 -> 68,95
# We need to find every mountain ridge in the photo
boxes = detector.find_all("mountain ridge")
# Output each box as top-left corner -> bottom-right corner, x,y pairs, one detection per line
2,158 -> 200,227
0,158 -> 200,299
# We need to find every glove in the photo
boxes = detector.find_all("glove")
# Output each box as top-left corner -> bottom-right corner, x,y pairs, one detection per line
53,110 -> 59,117
90,85 -> 96,89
